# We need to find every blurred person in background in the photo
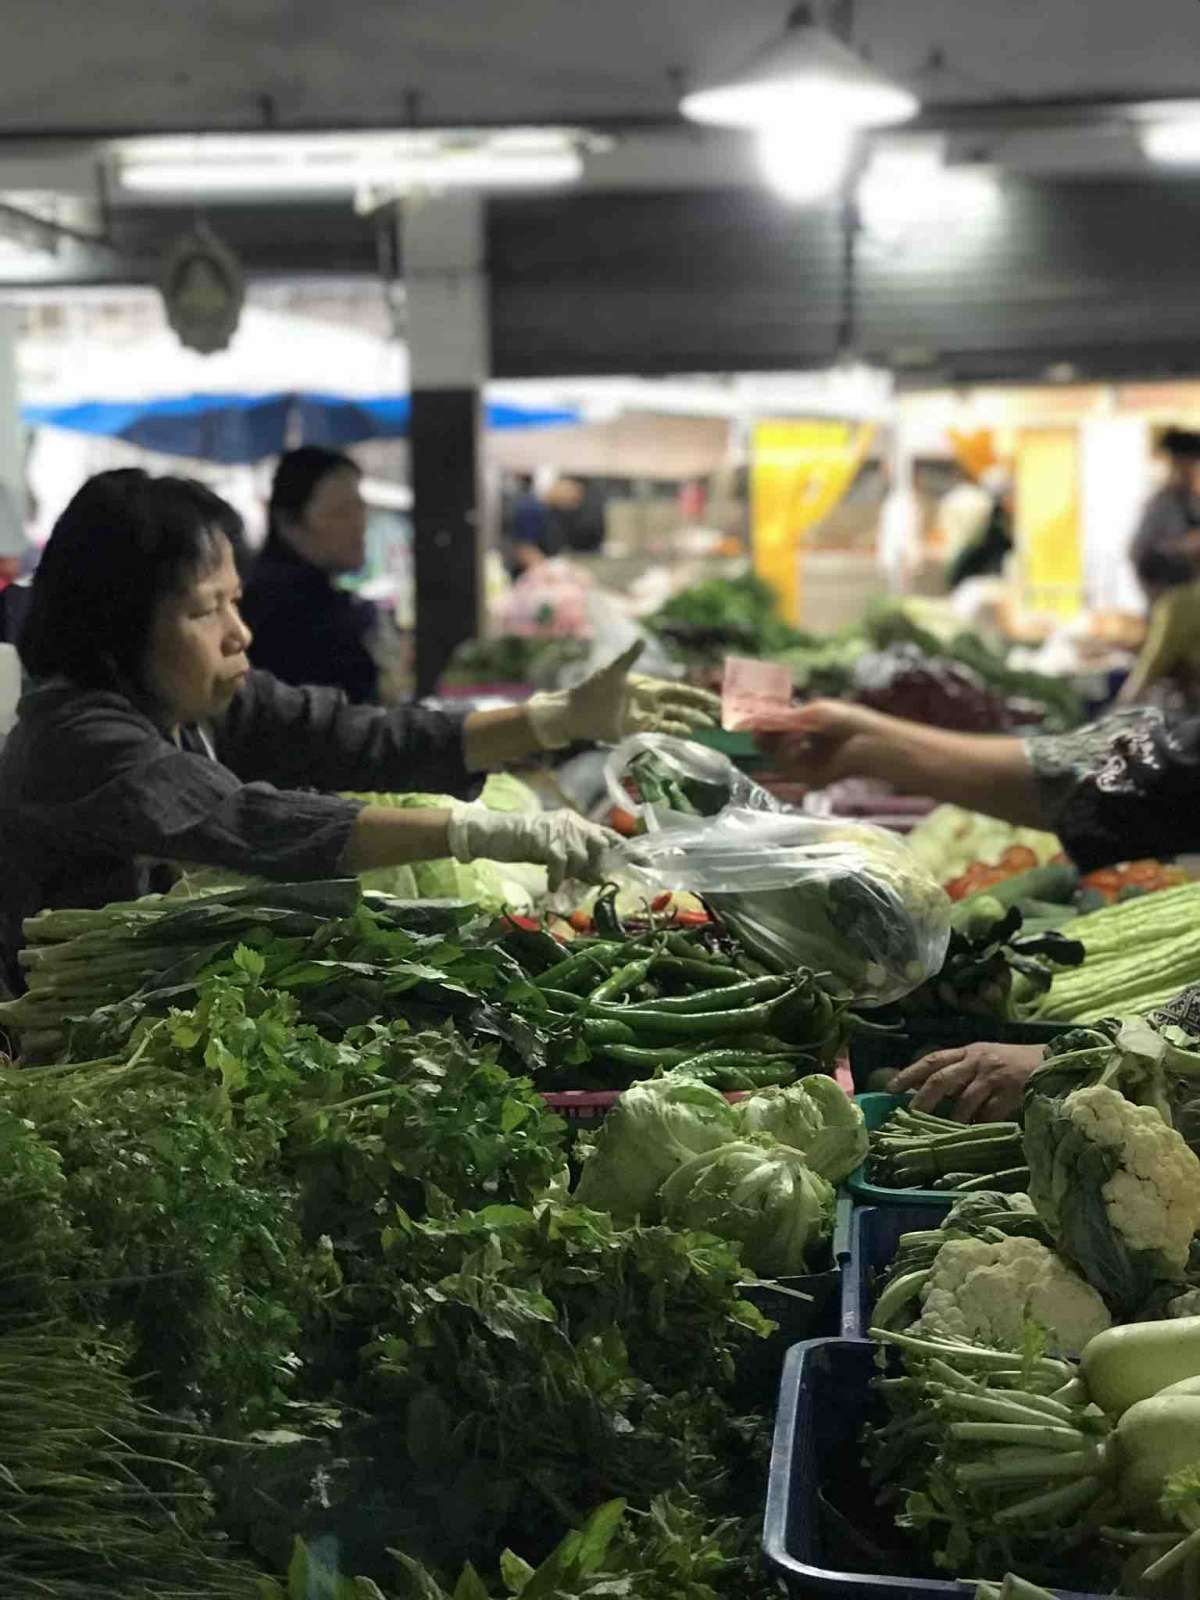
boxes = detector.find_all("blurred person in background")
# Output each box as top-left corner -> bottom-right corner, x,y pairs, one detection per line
1130,427 -> 1200,606
944,465 -> 1013,590
503,472 -> 585,576
242,447 -> 378,702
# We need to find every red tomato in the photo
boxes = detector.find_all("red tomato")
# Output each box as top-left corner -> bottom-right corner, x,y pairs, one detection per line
609,806 -> 640,838
568,910 -> 593,933
1000,846 -> 1038,872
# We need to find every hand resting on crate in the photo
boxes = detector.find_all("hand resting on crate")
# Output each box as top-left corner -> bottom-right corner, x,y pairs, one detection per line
889,1041 -> 1048,1122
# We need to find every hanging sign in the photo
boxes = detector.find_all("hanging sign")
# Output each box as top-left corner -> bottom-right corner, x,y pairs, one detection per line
160,224 -> 244,354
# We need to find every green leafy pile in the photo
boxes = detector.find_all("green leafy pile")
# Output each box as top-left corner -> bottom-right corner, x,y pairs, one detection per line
0,951 -> 784,1598
0,881 -> 527,1065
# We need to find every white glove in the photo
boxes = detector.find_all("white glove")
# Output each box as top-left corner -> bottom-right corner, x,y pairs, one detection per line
447,806 -> 618,893
526,641 -> 721,750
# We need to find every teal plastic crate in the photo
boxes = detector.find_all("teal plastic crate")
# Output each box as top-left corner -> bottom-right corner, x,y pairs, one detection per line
844,1093 -> 956,1211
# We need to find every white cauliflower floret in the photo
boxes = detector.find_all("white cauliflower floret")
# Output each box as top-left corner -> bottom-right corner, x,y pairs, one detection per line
913,1234 -> 1111,1354
1065,1084 -> 1200,1272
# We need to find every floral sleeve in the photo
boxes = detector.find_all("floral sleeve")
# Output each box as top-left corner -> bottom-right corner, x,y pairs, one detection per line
1026,707 -> 1200,873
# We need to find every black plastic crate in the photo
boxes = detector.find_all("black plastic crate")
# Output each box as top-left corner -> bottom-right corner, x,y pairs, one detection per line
848,1017 -> 1068,1092
840,1205 -> 943,1341
764,1338 -> 1104,1600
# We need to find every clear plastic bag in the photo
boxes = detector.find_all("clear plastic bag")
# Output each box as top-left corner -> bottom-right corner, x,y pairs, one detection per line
613,808 -> 951,1005
604,733 -> 785,831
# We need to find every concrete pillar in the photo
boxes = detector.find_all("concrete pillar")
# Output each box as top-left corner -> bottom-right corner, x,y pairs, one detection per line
402,195 -> 488,697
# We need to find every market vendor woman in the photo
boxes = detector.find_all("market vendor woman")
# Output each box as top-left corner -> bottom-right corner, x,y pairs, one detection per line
765,697 -> 1200,1120
0,470 -> 717,991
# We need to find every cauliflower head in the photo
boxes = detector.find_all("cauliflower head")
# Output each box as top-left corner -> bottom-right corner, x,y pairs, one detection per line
914,1234 -> 1112,1355
1066,1084 -> 1200,1273
1026,1079 -> 1200,1319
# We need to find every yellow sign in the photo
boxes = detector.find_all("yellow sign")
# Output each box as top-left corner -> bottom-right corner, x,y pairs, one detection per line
1015,428 -> 1082,618
751,418 -> 874,624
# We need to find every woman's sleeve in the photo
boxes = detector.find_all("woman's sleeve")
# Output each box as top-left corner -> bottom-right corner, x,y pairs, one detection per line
30,698 -> 362,880
214,671 -> 476,797
1026,707 -> 1200,871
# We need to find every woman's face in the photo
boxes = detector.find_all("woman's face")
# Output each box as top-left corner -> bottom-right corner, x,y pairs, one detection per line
144,534 -> 252,726
293,466 -> 367,574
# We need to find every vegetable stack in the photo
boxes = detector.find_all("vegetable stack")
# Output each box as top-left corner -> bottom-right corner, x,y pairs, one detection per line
1022,880 -> 1200,1024
520,890 -> 858,1091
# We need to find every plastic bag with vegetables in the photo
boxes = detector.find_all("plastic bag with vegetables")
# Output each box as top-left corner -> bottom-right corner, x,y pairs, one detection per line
604,731 -> 781,831
615,809 -> 951,1005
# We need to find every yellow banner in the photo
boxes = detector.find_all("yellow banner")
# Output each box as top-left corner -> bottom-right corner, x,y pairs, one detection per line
751,418 -> 875,624
1015,427 -> 1082,618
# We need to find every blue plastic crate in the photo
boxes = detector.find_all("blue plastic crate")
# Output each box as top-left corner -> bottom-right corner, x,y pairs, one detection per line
840,1204 -> 943,1341
763,1338 -> 1104,1600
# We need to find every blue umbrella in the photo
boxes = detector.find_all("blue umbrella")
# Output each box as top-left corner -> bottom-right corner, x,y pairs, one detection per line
23,391 -> 580,465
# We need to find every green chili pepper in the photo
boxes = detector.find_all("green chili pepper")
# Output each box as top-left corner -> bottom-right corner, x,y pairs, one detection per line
674,1049 -> 795,1090
538,988 -> 586,1014
580,1017 -> 638,1046
599,1044 -> 695,1070
534,944 -> 621,993
587,996 -> 783,1039
648,955 -> 743,987
592,885 -> 624,941
588,957 -> 655,1005
628,974 -> 791,1015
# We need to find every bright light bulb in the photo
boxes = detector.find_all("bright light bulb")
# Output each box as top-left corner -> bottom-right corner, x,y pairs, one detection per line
756,122 -> 854,204
1141,119 -> 1200,164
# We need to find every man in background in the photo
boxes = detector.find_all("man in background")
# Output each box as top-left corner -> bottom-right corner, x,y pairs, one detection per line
503,473 -> 585,575
1131,427 -> 1200,606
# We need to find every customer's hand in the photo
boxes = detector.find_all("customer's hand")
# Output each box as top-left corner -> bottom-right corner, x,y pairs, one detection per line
756,699 -> 892,788
889,1042 -> 1048,1122
448,806 -> 618,892
527,642 -> 721,749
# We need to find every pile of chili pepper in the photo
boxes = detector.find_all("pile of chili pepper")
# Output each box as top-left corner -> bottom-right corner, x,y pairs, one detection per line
505,885 -> 859,1091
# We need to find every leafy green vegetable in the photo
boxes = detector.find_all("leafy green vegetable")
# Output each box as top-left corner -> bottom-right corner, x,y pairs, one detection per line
658,1137 -> 833,1277
736,1075 -> 868,1184
573,1074 -> 739,1224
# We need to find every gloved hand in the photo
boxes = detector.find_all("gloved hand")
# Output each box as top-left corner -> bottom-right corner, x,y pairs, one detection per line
526,641 -> 721,750
447,805 -> 618,892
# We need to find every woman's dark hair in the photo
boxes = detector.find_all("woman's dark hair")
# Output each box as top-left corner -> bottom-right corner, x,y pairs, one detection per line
19,469 -> 240,691
266,447 -> 359,547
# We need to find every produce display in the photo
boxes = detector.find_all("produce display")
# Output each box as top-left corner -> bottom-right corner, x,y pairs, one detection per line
647,571 -> 804,678
772,602 -> 1083,732
13,693 -> 1200,1599
575,1071 -> 867,1271
648,581 -> 1081,732
439,631 -> 587,688
1021,880 -> 1200,1023
0,877 -> 858,1091
0,915 -> 797,1597
838,1021 -> 1200,1594
887,895 -> 1084,1020
867,1103 -> 1029,1193
906,805 -> 1064,890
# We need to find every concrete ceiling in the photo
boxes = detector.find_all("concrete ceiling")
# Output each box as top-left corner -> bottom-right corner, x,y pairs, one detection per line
1,0 -> 1199,137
